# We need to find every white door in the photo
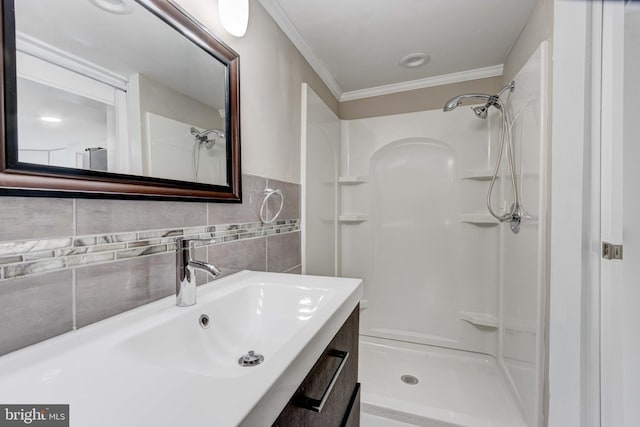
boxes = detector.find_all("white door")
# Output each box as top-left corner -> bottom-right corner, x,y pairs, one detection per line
600,2 -> 640,426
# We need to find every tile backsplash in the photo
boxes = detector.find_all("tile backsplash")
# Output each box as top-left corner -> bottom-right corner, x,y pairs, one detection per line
0,174 -> 301,356
0,219 -> 299,280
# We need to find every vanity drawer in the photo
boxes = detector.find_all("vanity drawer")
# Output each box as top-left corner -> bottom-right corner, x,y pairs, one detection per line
273,305 -> 359,427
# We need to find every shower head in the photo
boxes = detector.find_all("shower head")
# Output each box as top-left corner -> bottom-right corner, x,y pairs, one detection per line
442,81 -> 515,118
190,127 -> 225,149
191,127 -> 225,140
442,93 -> 491,112
472,105 -> 489,119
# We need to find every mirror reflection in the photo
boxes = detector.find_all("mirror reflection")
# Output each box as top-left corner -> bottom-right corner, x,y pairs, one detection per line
14,0 -> 229,186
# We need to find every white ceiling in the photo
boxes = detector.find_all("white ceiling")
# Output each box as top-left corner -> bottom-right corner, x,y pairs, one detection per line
259,0 -> 538,100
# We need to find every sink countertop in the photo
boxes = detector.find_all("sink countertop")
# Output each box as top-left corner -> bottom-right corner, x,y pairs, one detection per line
0,270 -> 363,427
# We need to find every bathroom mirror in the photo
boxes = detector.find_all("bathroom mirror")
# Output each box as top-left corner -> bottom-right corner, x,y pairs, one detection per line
0,0 -> 241,201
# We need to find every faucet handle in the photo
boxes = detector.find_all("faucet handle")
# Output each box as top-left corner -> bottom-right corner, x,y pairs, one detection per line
177,237 -> 219,250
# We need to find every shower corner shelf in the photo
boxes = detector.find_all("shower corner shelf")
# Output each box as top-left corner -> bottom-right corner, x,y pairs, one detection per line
339,214 -> 368,223
338,176 -> 368,184
460,311 -> 498,328
461,170 -> 493,180
459,214 -> 499,225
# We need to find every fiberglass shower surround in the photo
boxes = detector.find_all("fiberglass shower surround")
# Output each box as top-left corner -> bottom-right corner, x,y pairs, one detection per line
304,42 -> 548,426
443,81 -> 523,234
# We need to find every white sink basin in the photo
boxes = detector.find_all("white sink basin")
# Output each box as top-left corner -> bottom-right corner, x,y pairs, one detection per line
117,281 -> 332,378
0,271 -> 362,427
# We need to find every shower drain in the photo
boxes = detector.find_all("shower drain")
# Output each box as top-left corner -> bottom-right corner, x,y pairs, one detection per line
401,374 -> 419,385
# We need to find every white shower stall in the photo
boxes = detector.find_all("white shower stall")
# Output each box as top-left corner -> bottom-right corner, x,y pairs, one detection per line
301,42 -> 549,427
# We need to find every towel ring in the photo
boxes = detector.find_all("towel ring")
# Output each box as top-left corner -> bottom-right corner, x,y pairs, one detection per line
260,188 -> 284,224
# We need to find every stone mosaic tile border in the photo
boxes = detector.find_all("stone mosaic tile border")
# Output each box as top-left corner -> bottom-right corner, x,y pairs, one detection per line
0,220 -> 300,281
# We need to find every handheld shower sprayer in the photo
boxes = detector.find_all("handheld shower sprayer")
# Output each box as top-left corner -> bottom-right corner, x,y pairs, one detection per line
442,93 -> 492,112
190,127 -> 224,149
442,81 -> 521,234
443,82 -> 514,118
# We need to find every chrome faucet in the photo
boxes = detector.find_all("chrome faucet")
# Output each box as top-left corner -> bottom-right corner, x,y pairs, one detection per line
176,238 -> 221,307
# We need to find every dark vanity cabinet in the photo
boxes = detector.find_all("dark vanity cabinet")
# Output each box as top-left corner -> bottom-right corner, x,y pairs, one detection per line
273,305 -> 360,427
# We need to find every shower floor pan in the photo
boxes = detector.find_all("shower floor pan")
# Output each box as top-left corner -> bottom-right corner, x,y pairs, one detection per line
359,336 -> 527,427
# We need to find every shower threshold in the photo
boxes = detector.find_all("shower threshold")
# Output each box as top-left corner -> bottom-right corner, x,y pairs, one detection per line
359,336 -> 527,427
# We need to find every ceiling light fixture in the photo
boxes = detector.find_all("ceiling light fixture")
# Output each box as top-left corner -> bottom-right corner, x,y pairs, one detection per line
40,116 -> 62,123
88,0 -> 134,15
399,53 -> 431,68
218,0 -> 249,37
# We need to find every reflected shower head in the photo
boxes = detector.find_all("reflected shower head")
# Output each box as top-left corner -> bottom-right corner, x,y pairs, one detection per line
190,127 -> 224,149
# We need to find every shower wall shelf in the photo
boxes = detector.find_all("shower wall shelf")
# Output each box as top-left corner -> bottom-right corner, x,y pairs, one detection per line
339,214 -> 368,223
459,214 -> 499,225
460,311 -> 498,328
461,170 -> 493,180
339,176 -> 368,184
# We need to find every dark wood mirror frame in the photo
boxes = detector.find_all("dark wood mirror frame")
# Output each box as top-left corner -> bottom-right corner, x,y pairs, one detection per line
0,0 -> 241,202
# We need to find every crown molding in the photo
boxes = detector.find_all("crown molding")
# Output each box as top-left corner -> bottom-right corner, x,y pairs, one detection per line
257,0 -> 505,104
257,0 -> 343,100
16,32 -> 128,90
340,65 -> 504,102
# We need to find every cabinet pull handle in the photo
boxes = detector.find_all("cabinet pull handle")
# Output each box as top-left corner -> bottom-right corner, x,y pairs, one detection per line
297,349 -> 349,413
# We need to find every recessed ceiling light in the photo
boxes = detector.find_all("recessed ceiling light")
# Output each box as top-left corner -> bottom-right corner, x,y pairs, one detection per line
88,0 -> 134,15
399,53 -> 431,68
40,116 -> 62,123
